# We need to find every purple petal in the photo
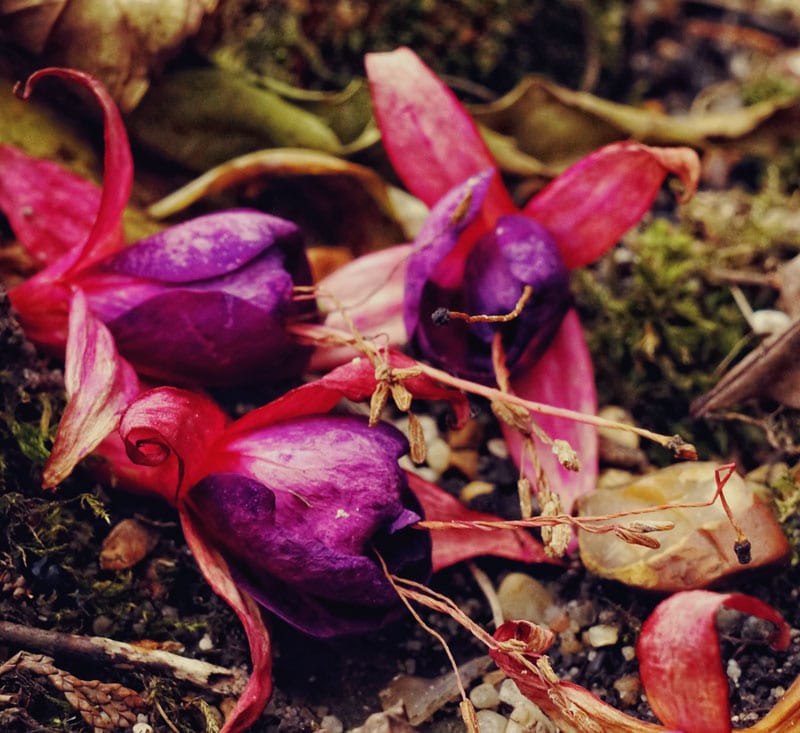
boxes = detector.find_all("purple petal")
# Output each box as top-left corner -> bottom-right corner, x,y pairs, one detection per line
193,415 -> 431,636
404,170 -> 492,342
97,210 -> 300,282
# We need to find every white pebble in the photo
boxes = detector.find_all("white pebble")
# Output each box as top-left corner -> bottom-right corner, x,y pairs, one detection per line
510,699 -> 556,731
320,715 -> 344,733
498,678 -> 526,706
621,645 -> 636,661
727,658 -> 742,686
497,573 -> 555,625
475,710 -> 507,733
585,624 -> 619,648
486,438 -> 509,459
197,633 -> 214,651
426,437 -> 451,474
469,682 -> 501,709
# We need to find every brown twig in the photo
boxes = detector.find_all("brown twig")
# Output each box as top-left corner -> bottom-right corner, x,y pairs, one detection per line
0,621 -> 245,696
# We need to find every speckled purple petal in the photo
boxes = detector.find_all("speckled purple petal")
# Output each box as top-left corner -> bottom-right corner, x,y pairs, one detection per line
98,210 -> 300,282
75,212 -> 316,386
191,415 -> 431,636
404,170 -> 492,340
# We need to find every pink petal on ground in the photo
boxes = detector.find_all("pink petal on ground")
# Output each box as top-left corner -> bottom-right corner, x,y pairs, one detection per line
42,289 -> 140,489
523,142 -> 700,269
309,244 -> 411,371
365,47 -> 515,222
492,620 -> 672,733
15,68 -> 132,274
504,309 -> 598,513
181,511 -> 273,733
638,590 -> 790,733
227,351 -> 470,439
0,145 -> 103,265
405,472 -> 552,572
119,387 -> 230,504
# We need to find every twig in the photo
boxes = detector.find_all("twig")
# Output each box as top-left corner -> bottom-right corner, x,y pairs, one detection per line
0,621 -> 245,696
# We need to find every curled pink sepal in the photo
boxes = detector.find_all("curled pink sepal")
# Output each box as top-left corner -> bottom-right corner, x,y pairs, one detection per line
181,512 -> 272,733
405,472 -> 552,571
309,244 -> 411,372
491,620 -> 678,733
638,590 -> 791,733
42,289 -> 140,489
119,387 -> 230,505
503,309 -> 598,514
13,67 -> 132,275
523,141 -> 700,270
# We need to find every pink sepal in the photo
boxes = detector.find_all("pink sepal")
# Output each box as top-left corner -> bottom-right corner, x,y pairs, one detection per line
0,145 -> 105,266
638,590 -> 790,733
181,512 -> 273,733
365,47 -> 515,224
309,244 -> 411,372
523,142 -> 700,269
13,67 -> 132,275
405,472 -> 552,571
119,387 -> 230,505
42,289 -> 139,489
503,310 -> 598,514
228,351 -> 470,440
491,620 -> 676,733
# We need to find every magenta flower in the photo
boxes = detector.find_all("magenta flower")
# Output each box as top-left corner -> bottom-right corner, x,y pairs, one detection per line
1,68 -> 316,386
364,48 -> 700,509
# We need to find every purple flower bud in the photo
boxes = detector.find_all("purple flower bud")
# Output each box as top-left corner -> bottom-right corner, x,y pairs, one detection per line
188,414 -> 431,637
406,175 -> 570,382
74,210 -> 317,386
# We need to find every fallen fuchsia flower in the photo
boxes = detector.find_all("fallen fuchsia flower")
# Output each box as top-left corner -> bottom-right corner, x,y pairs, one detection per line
490,591 -> 792,733
1,68 -> 316,386
364,48 -> 700,510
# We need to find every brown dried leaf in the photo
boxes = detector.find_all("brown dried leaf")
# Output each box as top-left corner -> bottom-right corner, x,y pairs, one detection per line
1,0 -> 219,111
691,317 -> 800,414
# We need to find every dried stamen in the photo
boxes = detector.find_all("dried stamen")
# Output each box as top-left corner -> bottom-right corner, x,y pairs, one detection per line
432,285 -> 533,326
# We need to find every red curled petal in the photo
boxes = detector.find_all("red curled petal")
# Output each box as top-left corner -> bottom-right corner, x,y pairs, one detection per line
523,142 -> 699,270
15,68 -> 131,274
637,590 -> 790,733
181,511 -> 272,733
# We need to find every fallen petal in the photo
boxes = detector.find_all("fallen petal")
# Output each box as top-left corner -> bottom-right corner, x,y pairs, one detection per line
405,472 -> 552,571
637,590 -> 790,732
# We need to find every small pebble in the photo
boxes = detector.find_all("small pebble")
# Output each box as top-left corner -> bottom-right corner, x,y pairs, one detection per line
772,686 -> 786,700
584,624 -> 620,648
510,699 -> 555,731
613,675 -> 641,707
469,682 -> 501,709
197,633 -> 214,651
475,710 -> 507,733
459,480 -> 495,502
498,678 -> 525,706
621,645 -> 636,662
559,628 -> 583,655
320,715 -> 344,733
727,658 -> 742,686
597,406 -> 639,450
497,573 -> 555,625
425,438 -> 451,474
486,438 -> 509,459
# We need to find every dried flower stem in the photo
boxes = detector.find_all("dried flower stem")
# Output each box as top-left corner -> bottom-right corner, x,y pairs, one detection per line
288,322 -> 698,458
